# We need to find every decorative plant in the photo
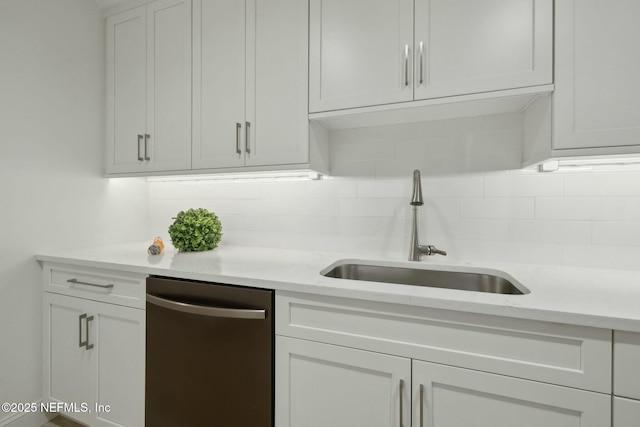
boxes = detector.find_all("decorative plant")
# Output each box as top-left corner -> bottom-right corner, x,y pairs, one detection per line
168,208 -> 222,252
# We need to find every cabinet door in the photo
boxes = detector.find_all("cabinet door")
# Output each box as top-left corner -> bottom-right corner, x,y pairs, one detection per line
106,6 -> 147,174
553,0 -> 640,151
93,302 -> 145,427
414,0 -> 552,100
614,397 -> 640,427
192,0 -> 246,169
43,293 -> 94,426
276,336 -> 411,427
145,0 -> 192,172
44,292 -> 145,427
309,0 -> 413,112
245,0 -> 309,167
413,360 -> 610,427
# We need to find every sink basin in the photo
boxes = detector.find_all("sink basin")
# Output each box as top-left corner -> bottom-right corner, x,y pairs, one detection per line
321,261 -> 529,295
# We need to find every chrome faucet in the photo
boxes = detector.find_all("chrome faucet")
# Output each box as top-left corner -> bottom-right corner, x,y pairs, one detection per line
409,170 -> 447,261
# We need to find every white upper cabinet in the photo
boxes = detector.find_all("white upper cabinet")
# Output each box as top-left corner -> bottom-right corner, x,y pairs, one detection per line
309,0 -> 552,113
309,0 -> 414,112
553,0 -> 640,152
106,0 -> 192,174
192,0 -> 246,169
193,0 -> 310,170
414,0 -> 552,100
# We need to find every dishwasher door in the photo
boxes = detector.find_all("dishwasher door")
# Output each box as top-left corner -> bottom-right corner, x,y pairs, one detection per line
146,276 -> 274,427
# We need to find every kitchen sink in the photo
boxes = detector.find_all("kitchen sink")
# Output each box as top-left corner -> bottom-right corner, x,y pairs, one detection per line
321,261 -> 529,295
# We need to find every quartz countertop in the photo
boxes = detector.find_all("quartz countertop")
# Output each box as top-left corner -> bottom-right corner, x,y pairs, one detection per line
36,242 -> 640,333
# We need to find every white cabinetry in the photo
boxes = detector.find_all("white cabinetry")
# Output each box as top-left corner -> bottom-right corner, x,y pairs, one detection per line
524,0 -> 640,165
553,0 -> 640,153
42,263 -> 146,427
106,0 -> 191,174
613,331 -> 640,427
276,336 -> 411,427
309,0 -> 552,113
192,0 -> 323,172
614,397 -> 640,427
413,360 -> 609,427
276,292 -> 612,427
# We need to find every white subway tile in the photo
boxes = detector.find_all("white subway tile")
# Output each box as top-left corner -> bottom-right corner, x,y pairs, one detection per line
395,136 -> 460,158
260,181 -> 307,199
482,241 -> 564,266
357,122 -> 419,142
535,197 -> 624,221
356,179 -> 410,198
332,139 -> 395,162
461,128 -> 522,156
563,244 -> 640,271
564,171 -> 640,196
625,197 -> 640,220
339,198 -> 400,217
461,198 -> 534,219
329,160 -> 376,178
355,235 -> 406,257
592,221 -> 640,246
484,172 -> 563,197
431,238 -> 484,261
306,180 -> 357,198
425,198 -> 461,218
290,198 -> 339,216
428,218 -> 509,241
337,217 -> 379,236
374,157 -> 431,178
422,175 -> 485,198
508,220 -> 592,244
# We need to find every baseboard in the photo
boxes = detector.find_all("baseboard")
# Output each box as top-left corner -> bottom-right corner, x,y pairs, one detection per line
0,407 -> 55,427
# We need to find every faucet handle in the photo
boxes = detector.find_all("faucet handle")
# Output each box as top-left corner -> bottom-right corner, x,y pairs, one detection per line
427,245 -> 447,256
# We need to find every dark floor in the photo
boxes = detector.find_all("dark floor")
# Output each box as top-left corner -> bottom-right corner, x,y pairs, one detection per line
40,415 -> 86,427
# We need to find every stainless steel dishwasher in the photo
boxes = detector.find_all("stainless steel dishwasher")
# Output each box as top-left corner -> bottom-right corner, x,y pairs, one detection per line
145,276 -> 274,426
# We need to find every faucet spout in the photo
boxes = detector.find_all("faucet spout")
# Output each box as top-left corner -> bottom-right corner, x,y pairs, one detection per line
411,170 -> 424,206
408,169 -> 446,261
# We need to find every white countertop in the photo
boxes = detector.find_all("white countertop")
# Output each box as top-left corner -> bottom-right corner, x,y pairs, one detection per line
36,242 -> 640,333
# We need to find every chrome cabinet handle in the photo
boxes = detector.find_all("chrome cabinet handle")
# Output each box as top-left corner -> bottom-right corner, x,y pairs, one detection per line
144,134 -> 151,161
399,379 -> 405,427
85,315 -> 94,350
236,122 -> 242,156
146,293 -> 267,319
245,121 -> 251,155
403,44 -> 410,87
78,314 -> 94,350
420,384 -> 424,427
78,313 -> 85,348
67,278 -> 114,290
418,41 -> 424,85
137,134 -> 143,161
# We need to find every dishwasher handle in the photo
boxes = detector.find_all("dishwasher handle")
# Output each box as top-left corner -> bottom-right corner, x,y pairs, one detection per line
146,293 -> 267,320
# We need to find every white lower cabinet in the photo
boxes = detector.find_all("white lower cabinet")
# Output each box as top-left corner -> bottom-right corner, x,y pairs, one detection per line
614,397 -> 640,427
277,336 -> 610,427
413,360 -> 610,427
275,292 -> 612,427
276,336 -> 411,427
42,264 -> 146,427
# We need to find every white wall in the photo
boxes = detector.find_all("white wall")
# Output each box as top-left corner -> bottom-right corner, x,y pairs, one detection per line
0,1 -> 148,425
149,114 -> 640,271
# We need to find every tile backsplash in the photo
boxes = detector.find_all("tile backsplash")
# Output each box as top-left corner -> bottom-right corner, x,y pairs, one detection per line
148,114 -> 640,270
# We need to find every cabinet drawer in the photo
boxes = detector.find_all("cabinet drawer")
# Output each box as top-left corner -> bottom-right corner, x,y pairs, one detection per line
276,291 -> 611,393
43,263 -> 147,309
614,331 -> 640,400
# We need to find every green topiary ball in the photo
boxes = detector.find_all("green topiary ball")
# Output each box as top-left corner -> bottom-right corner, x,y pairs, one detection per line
168,208 -> 223,252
